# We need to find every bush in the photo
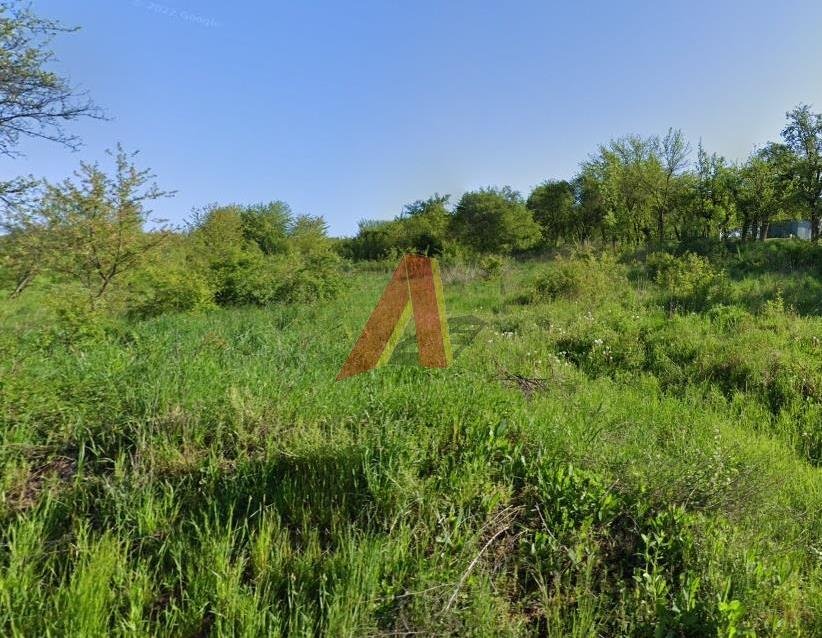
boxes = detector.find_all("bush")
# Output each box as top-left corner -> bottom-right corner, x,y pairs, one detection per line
479,254 -> 506,280
436,242 -> 471,268
190,203 -> 343,308
451,187 -> 541,254
269,252 -> 343,304
648,251 -> 726,312
731,239 -> 822,276
127,263 -> 215,319
340,196 -> 451,261
531,258 -> 585,301
515,252 -> 631,306
42,287 -> 115,346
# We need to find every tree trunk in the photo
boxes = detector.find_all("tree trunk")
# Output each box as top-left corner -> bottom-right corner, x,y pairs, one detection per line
758,220 -> 770,241
9,271 -> 33,299
741,217 -> 751,242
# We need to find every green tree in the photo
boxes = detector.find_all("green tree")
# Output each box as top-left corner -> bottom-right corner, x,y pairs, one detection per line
578,131 -> 692,243
2,146 -> 172,301
0,1 -> 102,211
288,214 -> 332,254
526,180 -> 575,246
340,195 -> 452,260
0,208 -> 46,296
342,219 -> 397,260
397,194 -> 451,255
690,143 -> 735,239
780,104 -> 822,241
190,204 -> 268,305
572,171 -> 606,243
736,144 -> 797,240
191,202 -> 339,306
583,136 -> 661,243
239,201 -> 291,255
653,128 -> 690,240
451,186 -> 540,254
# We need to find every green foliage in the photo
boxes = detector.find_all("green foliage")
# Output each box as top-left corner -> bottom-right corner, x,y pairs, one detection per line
239,201 -> 291,255
730,237 -> 822,276
513,458 -> 725,636
526,180 -> 576,245
267,250 -> 342,304
335,104 -> 822,261
126,259 -> 216,319
532,258 -> 586,300
397,194 -> 451,256
190,202 -> 341,308
2,146 -> 173,302
478,254 -> 506,279
647,251 -> 726,312
340,195 -> 452,261
338,219 -> 396,261
523,253 -> 627,304
451,186 -> 541,254
0,243 -> 820,634
43,286 -> 115,346
781,104 -> 822,240
4,5 -> 820,629
707,304 -> 750,331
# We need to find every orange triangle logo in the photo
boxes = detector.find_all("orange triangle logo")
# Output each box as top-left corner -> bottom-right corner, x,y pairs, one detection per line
337,254 -> 452,380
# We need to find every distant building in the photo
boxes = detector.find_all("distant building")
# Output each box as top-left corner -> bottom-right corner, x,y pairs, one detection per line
766,220 -> 812,240
723,220 -> 813,240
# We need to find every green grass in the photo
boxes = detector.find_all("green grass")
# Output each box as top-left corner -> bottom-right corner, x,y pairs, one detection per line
0,242 -> 820,636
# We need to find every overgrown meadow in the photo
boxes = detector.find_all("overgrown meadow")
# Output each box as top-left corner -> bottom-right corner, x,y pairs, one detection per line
2,3 -> 821,635
0,241 -> 820,636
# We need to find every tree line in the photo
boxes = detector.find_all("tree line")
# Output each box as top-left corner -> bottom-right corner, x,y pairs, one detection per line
1,146 -> 341,314
1,1 -> 821,320
0,3 -> 342,315
342,106 -> 822,260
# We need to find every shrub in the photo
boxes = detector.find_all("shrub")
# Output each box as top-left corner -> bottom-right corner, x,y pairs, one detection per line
731,239 -> 822,276
190,203 -> 342,308
648,251 -> 726,312
517,253 -> 631,306
479,254 -> 506,280
340,197 -> 452,261
127,261 -> 215,319
270,252 -> 342,303
337,220 -> 398,261
451,186 -> 541,254
436,242 -> 471,268
43,287 -> 114,346
529,258 -> 586,301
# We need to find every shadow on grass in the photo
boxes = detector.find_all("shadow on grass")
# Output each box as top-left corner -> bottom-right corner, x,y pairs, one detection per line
388,315 -> 488,367
728,273 -> 822,315
175,445 -> 375,539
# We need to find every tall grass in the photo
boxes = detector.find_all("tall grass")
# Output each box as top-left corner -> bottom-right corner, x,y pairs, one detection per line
0,242 -> 820,635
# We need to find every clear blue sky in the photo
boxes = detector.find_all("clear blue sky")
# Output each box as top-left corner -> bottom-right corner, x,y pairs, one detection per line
5,0 -> 822,236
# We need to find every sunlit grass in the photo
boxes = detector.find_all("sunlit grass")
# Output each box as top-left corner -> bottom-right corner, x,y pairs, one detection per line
0,243 -> 820,635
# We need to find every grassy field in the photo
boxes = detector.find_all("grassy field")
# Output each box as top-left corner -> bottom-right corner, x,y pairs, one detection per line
0,242 -> 820,636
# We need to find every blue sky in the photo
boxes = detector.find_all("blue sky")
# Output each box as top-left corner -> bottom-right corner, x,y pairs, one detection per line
4,0 -> 822,236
